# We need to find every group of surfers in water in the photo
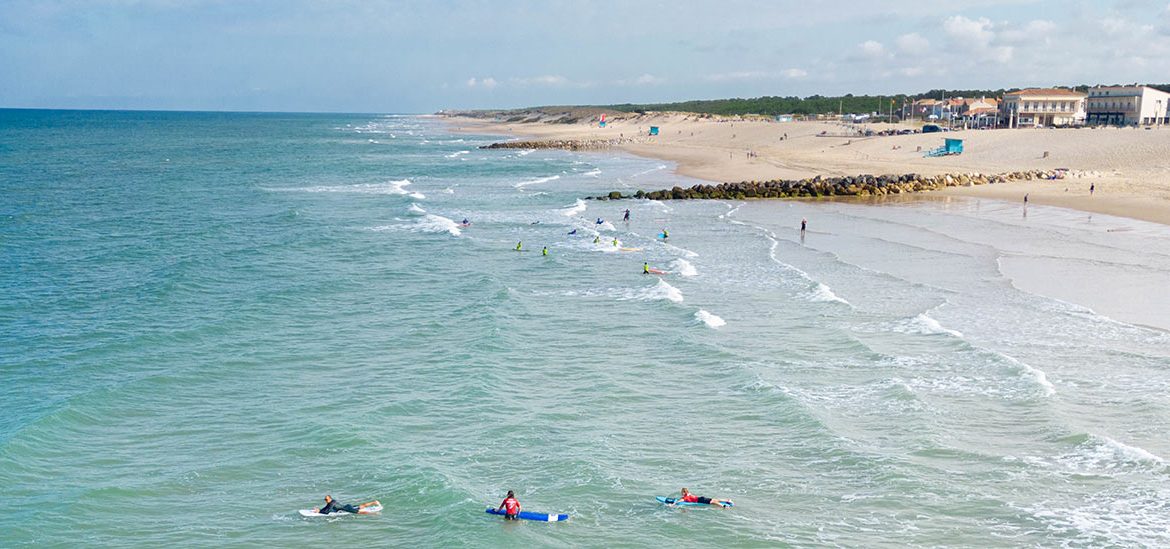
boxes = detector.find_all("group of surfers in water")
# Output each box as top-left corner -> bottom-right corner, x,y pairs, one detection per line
311,487 -> 730,519
507,209 -> 671,271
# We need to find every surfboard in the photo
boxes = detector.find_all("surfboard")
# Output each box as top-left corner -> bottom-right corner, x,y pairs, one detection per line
656,496 -> 732,508
485,508 -> 569,522
647,268 -> 668,275
299,504 -> 382,517
620,247 -> 643,252
657,233 -> 668,239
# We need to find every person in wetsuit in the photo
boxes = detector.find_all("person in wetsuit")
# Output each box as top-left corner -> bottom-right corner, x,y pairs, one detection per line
316,495 -> 380,515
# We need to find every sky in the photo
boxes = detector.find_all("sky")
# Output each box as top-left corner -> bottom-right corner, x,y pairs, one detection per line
2,0 -> 1170,113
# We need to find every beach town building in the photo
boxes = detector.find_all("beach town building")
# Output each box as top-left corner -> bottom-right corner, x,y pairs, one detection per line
1085,85 -> 1170,126
999,88 -> 1086,128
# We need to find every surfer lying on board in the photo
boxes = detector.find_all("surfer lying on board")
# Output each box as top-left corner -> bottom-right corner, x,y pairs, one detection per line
672,488 -> 732,508
497,490 -> 522,520
315,495 -> 380,515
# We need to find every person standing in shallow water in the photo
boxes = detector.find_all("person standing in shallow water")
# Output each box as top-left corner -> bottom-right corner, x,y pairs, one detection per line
497,490 -> 521,520
800,217 -> 807,233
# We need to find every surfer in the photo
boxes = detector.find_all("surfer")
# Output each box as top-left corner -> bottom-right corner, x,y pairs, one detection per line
568,229 -> 577,235
593,236 -> 600,244
515,241 -> 523,251
623,209 -> 630,222
462,218 -> 470,225
315,495 -> 380,515
497,490 -> 522,520
643,262 -> 650,274
596,217 -> 604,225
542,246 -> 548,256
672,488 -> 732,508
662,229 -> 669,239
612,238 -> 619,247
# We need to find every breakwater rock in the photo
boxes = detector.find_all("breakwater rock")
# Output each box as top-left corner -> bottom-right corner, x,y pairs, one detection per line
590,170 -> 1068,201
480,138 -> 639,151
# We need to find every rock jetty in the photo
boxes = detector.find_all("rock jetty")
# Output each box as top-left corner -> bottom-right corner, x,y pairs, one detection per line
589,170 -> 1074,201
480,137 -> 641,151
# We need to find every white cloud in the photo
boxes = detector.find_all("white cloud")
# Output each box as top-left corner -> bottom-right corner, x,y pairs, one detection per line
896,33 -> 931,55
633,73 -> 662,85
859,40 -> 886,58
899,67 -> 924,77
704,70 -> 770,82
465,77 -> 477,88
783,68 -> 808,79
943,15 -> 995,47
481,77 -> 498,89
466,77 -> 498,89
510,75 -> 569,87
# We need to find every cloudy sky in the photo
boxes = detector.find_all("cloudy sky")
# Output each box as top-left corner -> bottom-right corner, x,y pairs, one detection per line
2,0 -> 1169,112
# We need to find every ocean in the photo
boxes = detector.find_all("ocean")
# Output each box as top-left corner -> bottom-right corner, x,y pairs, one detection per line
2,109 -> 1169,547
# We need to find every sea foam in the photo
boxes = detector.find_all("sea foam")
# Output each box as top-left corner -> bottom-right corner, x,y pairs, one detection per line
671,258 -> 698,277
695,309 -> 726,328
560,199 -> 587,217
514,175 -> 560,189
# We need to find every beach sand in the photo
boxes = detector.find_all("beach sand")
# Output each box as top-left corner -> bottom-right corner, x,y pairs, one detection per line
449,114 -> 1170,226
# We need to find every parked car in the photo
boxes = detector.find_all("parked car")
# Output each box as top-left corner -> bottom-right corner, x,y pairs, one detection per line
922,124 -> 942,133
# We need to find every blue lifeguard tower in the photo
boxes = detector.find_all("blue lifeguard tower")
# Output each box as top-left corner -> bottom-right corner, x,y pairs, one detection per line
649,126 -> 659,136
925,138 -> 963,157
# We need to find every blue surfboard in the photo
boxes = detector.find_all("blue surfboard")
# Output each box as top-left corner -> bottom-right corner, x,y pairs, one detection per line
485,508 -> 569,522
657,496 -> 733,508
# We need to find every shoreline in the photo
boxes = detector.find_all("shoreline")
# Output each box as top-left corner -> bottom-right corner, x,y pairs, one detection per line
446,114 -> 1170,227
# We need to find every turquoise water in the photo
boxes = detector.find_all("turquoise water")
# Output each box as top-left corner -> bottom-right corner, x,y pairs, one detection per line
3,110 -> 1170,547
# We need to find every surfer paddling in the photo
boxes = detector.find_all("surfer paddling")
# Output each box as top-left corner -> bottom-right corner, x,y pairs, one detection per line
315,495 -> 380,515
671,488 -> 732,508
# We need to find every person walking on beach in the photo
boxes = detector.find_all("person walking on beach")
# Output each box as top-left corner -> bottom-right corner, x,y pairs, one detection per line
315,495 -> 380,515
497,491 -> 522,520
1090,183 -> 1095,195
670,488 -> 732,508
1024,193 -> 1029,205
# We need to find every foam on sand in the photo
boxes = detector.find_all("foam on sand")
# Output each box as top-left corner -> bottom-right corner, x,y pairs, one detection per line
695,309 -> 726,328
671,258 -> 698,277
514,175 -> 560,189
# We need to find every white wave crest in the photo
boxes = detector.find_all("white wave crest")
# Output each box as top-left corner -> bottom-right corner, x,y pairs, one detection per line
445,150 -> 470,158
596,221 -> 616,231
517,149 -> 534,156
628,279 -> 684,303
515,175 -> 560,189
997,352 -> 1055,397
270,179 -> 424,198
671,258 -> 698,277
560,199 -> 587,217
899,313 -> 964,338
582,168 -> 602,177
807,282 -> 851,306
695,309 -> 725,328
407,203 -> 426,215
442,187 -> 455,194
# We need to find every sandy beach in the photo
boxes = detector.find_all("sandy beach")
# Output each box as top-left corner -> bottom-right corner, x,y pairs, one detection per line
449,113 -> 1170,225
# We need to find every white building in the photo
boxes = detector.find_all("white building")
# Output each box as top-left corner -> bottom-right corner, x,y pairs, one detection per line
1000,88 -> 1086,128
1085,85 -> 1170,126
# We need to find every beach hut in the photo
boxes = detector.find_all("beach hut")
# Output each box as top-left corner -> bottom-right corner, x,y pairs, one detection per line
648,126 -> 659,136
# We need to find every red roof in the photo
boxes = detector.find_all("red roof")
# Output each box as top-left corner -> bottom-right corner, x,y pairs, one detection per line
1006,88 -> 1085,97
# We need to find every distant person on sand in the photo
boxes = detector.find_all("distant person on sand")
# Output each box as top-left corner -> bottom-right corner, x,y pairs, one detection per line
1024,193 -> 1029,204
1090,183 -> 1095,195
670,488 -> 732,508
801,218 -> 807,232
497,490 -> 521,520
315,495 -> 380,515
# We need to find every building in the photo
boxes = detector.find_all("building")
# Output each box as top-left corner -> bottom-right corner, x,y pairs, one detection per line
1085,85 -> 1170,126
959,97 -> 999,128
1000,88 -> 1086,128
